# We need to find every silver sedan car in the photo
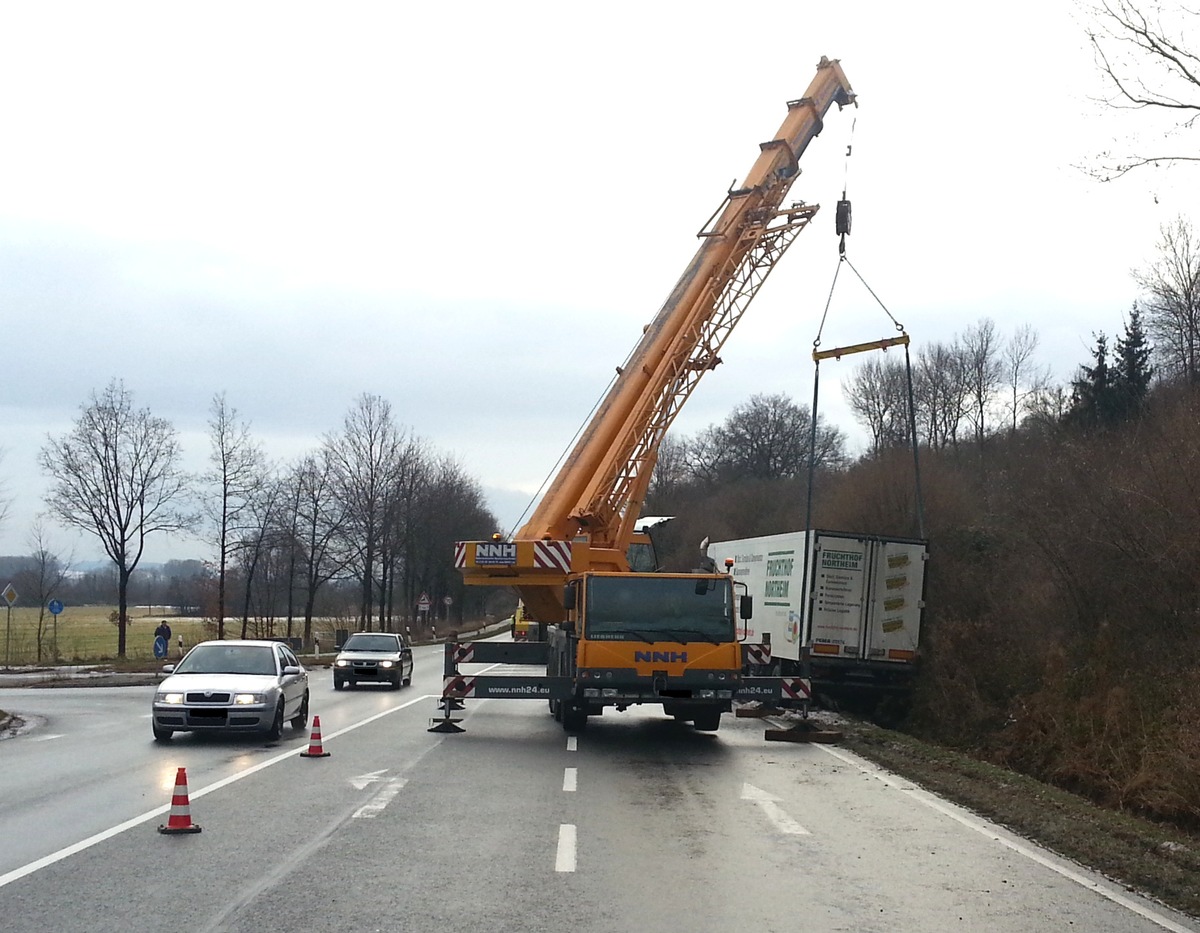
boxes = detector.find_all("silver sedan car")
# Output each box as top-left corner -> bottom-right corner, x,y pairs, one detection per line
152,640 -> 309,742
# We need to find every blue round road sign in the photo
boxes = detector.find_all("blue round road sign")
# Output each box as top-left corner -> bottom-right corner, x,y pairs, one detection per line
48,599 -> 63,615
154,635 -> 168,659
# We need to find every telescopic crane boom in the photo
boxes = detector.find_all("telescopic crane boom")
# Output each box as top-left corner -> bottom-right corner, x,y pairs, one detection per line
456,57 -> 856,626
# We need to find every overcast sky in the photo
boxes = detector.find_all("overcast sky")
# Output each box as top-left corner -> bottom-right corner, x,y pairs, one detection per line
0,1 -> 1193,568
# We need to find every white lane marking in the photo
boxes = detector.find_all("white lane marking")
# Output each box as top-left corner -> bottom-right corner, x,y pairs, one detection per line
555,824 -> 577,872
353,778 -> 407,818
563,767 -> 577,792
740,783 -> 810,835
349,769 -> 389,790
818,745 -> 1194,933
32,734 -> 64,742
566,736 -> 577,752
0,693 -> 436,890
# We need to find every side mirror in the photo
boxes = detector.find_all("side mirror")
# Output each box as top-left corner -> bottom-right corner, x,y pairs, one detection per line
161,664 -> 175,674
563,584 -> 577,611
283,665 -> 301,676
740,595 -> 753,621
560,620 -> 576,635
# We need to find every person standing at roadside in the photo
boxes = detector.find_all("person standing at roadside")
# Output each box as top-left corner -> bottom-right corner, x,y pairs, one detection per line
155,619 -> 172,644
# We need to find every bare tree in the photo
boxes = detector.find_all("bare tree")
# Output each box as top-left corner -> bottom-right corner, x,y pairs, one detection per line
682,424 -> 725,485
1134,216 -> 1200,384
709,393 -> 846,480
962,319 -> 1005,448
325,394 -> 412,630
406,455 -> 498,626
287,451 -> 350,644
39,380 -> 194,657
204,393 -> 265,639
376,434 -> 429,632
647,432 -> 689,504
913,341 -> 969,451
1024,383 -> 1073,430
15,517 -> 72,662
234,474 -> 286,639
1002,324 -> 1050,434
845,357 -> 909,453
0,449 -> 11,534
1085,2 -> 1200,178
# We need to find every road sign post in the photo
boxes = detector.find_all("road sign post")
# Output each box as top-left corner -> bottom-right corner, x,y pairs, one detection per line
3,583 -> 18,668
48,599 -> 64,663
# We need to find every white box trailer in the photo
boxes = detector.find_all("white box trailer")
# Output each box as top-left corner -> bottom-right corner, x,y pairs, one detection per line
708,529 -> 928,700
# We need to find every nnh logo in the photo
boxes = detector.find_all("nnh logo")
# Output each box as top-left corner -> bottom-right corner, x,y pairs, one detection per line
634,650 -> 688,664
475,543 -> 516,565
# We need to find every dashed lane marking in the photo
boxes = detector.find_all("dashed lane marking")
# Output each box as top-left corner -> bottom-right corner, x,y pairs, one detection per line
555,824 -> 576,872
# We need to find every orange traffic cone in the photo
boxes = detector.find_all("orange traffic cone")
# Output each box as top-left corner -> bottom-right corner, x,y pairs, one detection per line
300,715 -> 331,758
158,766 -> 202,834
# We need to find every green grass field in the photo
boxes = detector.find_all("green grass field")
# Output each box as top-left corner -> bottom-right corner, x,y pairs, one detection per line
0,605 -> 341,667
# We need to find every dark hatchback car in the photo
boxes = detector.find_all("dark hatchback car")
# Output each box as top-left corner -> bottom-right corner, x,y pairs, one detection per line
333,632 -> 413,690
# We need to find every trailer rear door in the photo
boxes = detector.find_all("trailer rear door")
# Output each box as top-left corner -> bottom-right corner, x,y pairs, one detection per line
808,534 -> 870,658
863,539 -> 926,663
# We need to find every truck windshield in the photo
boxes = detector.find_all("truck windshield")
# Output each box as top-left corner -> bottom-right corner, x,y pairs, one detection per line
584,575 -> 733,641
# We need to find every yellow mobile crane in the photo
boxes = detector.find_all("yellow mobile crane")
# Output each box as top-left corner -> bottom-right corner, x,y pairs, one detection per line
438,57 -> 856,734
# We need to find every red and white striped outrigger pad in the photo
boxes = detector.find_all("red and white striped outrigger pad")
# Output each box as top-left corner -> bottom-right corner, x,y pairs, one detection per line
743,644 -> 772,666
443,675 -> 476,698
453,644 -> 475,665
782,678 -> 812,701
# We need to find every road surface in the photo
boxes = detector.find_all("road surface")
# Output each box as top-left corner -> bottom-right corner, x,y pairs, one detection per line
0,642 -> 1194,932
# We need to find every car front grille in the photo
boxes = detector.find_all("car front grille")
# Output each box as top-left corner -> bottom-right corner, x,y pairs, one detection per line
186,692 -> 233,704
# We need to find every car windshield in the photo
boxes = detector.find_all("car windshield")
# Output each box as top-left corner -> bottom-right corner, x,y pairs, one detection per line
175,645 -> 278,676
343,634 -> 400,652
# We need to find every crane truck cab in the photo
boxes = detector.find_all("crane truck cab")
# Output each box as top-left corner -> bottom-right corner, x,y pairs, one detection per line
548,568 -> 752,732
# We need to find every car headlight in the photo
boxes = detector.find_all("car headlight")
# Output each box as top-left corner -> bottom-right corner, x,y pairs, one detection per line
335,659 -> 349,667
234,693 -> 265,705
379,660 -> 394,668
156,693 -> 184,705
